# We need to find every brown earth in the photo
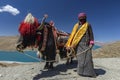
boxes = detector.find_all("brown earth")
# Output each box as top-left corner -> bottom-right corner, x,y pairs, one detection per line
0,36 -> 120,58
0,63 -> 21,67
0,36 -> 35,51
0,36 -> 18,51
93,41 -> 120,58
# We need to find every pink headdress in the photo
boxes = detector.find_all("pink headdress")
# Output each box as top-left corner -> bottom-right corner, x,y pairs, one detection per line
78,12 -> 87,19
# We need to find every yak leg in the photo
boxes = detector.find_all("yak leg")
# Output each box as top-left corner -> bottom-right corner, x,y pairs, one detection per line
66,57 -> 70,65
70,57 -> 73,64
49,62 -> 54,69
44,62 -> 49,69
66,56 -> 74,65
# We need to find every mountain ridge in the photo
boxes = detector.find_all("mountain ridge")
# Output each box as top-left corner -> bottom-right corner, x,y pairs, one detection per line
0,36 -> 120,58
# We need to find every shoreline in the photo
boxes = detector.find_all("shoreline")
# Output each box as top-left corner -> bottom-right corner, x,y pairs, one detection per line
0,60 -> 39,63
0,57 -> 120,64
0,49 -> 37,52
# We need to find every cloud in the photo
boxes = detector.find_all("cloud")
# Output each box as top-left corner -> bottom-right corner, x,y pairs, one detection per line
0,4 -> 20,16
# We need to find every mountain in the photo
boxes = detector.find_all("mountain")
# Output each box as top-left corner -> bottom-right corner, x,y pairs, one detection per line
94,41 -> 105,46
93,41 -> 120,58
0,36 -> 18,51
93,45 -> 101,50
0,36 -> 100,51
0,36 -> 120,58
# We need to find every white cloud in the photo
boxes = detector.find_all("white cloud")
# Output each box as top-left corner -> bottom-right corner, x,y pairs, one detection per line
0,4 -> 20,16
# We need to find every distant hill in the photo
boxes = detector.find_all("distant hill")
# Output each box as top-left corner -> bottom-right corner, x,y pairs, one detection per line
93,41 -> 120,58
94,41 -> 105,46
0,36 -> 101,51
0,36 -> 120,58
93,45 -> 101,50
0,36 -> 36,51
0,36 -> 18,51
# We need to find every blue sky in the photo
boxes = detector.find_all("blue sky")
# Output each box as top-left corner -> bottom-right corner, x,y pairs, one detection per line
0,0 -> 120,42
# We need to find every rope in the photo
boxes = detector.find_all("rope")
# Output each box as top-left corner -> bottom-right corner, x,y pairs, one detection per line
18,46 -> 91,63
66,48 -> 76,58
23,53 -> 41,61
19,52 -> 57,63
66,46 -> 92,58
76,47 -> 91,56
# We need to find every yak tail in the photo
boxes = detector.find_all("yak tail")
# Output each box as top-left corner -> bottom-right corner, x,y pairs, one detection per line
55,50 -> 61,63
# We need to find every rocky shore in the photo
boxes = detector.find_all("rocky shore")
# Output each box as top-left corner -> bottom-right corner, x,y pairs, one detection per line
0,58 -> 120,80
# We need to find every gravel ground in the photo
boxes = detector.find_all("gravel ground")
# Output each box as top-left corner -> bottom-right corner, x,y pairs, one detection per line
0,58 -> 120,80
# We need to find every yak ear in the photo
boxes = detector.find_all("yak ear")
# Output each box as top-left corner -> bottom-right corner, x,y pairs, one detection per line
24,13 -> 34,24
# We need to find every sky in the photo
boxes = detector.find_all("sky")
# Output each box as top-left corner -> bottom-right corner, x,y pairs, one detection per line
0,0 -> 120,42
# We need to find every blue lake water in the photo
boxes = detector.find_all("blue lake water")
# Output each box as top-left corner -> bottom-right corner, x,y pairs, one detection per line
0,51 -> 40,62
0,45 -> 101,62
92,45 -> 101,50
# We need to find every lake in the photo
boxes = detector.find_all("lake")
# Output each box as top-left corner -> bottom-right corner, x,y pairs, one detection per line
0,45 -> 101,62
0,51 -> 40,62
